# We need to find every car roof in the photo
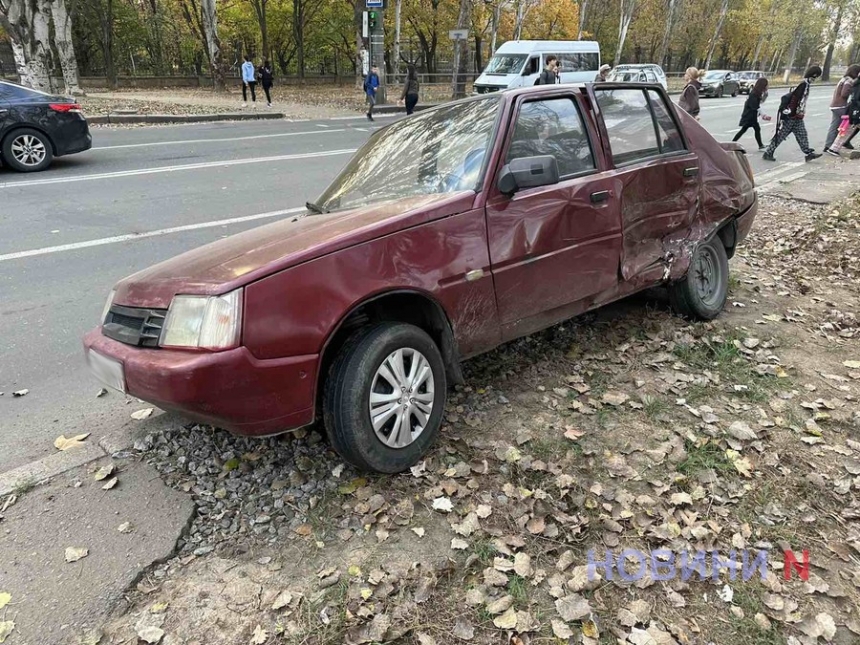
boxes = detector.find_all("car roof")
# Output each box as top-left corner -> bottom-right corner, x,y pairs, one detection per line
494,40 -> 599,54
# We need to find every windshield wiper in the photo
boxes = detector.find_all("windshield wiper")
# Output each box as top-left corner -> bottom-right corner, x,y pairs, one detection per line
305,200 -> 329,215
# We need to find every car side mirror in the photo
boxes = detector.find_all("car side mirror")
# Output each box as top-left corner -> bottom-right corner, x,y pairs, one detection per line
498,156 -> 560,196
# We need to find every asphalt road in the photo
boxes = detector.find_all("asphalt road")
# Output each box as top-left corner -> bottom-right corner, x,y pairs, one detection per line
0,90 -> 842,473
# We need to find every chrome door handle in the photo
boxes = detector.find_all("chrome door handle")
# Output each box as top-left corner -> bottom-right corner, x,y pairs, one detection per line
683,167 -> 699,177
590,190 -> 610,203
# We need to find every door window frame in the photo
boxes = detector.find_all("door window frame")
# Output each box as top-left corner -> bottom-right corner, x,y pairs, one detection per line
590,84 -> 692,169
498,92 -> 600,185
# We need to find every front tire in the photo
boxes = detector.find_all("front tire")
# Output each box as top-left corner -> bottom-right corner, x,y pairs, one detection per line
2,128 -> 53,172
731,87 -> 738,97
717,86 -> 724,99
323,322 -> 447,473
669,238 -> 730,320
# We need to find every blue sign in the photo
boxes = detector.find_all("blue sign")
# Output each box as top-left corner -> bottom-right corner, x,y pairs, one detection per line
366,0 -> 383,7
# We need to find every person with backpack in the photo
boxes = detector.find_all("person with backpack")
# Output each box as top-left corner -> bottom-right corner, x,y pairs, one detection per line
398,65 -> 420,115
241,54 -> 257,108
762,65 -> 822,162
364,65 -> 380,121
538,56 -> 559,85
678,67 -> 702,120
824,64 -> 860,155
732,77 -> 771,149
258,60 -> 274,108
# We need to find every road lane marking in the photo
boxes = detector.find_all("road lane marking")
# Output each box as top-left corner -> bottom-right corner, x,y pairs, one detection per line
0,149 -> 356,189
758,169 -> 809,192
93,128 -> 348,150
0,207 -> 306,263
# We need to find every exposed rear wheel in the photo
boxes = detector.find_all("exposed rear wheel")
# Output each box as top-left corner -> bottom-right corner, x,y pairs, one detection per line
323,322 -> 447,473
669,238 -> 729,320
2,128 -> 53,172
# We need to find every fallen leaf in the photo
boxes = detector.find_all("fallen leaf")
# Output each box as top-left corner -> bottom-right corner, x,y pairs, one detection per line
602,391 -> 629,406
411,527 -> 426,538
337,478 -> 367,495
250,624 -> 268,644
798,612 -> 836,640
348,565 -> 362,577
843,360 -> 860,369
432,497 -> 453,512
727,420 -> 757,441
93,463 -> 115,481
416,633 -> 437,645
551,619 -> 573,639
451,538 -> 469,550
102,477 -> 118,490
65,546 -> 88,563
564,426 -> 586,441
718,584 -> 734,603
54,433 -> 90,451
514,552 -> 533,577
555,594 -> 592,621
272,591 -> 293,610
452,619 -> 474,640
0,594 -> 8,610
476,504 -> 493,518
131,408 -> 153,420
526,516 -> 546,534
12,389 -> 28,397
493,607 -> 518,629
117,521 -> 133,533
486,595 -> 514,615
136,625 -> 164,644
0,621 -> 15,644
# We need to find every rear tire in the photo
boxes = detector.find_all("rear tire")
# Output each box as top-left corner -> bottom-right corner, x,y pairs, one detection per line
731,87 -> 738,98
323,322 -> 447,473
2,128 -> 53,172
669,238 -> 730,320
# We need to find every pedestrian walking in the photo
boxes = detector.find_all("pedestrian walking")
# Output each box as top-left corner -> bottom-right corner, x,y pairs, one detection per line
258,59 -> 274,108
538,56 -> 559,85
732,77 -> 771,150
762,65 -> 822,162
678,67 -> 702,120
398,65 -> 420,116
829,79 -> 860,155
364,65 -> 380,121
823,64 -> 860,155
595,64 -> 612,82
241,55 -> 257,108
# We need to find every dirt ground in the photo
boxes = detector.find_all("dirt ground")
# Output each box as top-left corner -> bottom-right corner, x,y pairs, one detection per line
90,193 -> 860,645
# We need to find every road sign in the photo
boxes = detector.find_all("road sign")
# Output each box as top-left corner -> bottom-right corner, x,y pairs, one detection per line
366,0 -> 383,7
449,29 -> 469,41
362,11 -> 369,37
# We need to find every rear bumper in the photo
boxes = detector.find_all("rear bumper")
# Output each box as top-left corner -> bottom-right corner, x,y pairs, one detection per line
83,329 -> 317,435
54,118 -> 92,156
735,194 -> 757,246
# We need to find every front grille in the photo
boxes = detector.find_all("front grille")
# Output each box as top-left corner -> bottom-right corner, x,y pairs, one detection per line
103,304 -> 167,347
474,85 -> 500,94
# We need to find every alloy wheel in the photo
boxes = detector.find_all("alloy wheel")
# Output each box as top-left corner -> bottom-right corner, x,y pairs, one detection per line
10,134 -> 47,167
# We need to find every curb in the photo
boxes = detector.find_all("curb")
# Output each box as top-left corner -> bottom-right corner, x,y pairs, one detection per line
88,112 -> 285,125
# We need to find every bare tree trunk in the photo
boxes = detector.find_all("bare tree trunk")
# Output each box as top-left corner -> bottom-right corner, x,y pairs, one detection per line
614,0 -> 635,66
393,0 -> 402,79
451,0 -> 471,99
1,0 -> 57,91
201,0 -> 227,91
490,2 -> 501,52
703,0 -> 728,70
657,0 -> 676,68
293,0 -> 304,79
577,0 -> 588,39
783,29 -> 801,84
822,2 -> 843,81
49,0 -> 83,94
514,0 -> 525,39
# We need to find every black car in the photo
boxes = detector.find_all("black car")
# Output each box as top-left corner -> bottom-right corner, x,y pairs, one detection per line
0,80 -> 91,172
699,70 -> 740,98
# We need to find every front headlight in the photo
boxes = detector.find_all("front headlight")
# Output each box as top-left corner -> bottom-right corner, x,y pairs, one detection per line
160,288 -> 243,350
101,289 -> 116,325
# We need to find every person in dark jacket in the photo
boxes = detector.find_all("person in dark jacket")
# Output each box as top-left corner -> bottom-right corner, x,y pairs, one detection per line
538,55 -> 559,85
678,67 -> 702,119
824,64 -> 860,154
398,65 -> 420,115
763,65 -> 822,162
258,60 -> 274,108
364,66 -> 380,121
732,77 -> 771,149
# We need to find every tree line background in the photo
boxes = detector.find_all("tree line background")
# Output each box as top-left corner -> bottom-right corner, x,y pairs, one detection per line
1,0 -> 859,95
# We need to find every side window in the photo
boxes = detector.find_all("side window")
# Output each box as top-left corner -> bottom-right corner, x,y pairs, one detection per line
507,97 -> 595,177
645,71 -> 657,84
523,57 -> 539,76
646,89 -> 685,154
594,88 -> 686,164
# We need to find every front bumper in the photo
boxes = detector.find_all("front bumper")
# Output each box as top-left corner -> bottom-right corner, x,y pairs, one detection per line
83,329 -> 317,435
699,86 -> 721,97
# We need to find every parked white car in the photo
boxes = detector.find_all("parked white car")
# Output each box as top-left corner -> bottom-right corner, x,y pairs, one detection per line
473,40 -> 601,94
607,64 -> 668,90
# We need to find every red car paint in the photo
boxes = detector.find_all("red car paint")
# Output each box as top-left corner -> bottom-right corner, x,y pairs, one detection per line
83,83 -> 757,435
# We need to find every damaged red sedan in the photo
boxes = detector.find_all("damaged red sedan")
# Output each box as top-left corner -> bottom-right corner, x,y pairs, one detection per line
83,83 -> 756,473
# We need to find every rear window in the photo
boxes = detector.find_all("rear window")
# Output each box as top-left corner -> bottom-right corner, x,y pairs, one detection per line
0,82 -> 43,100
